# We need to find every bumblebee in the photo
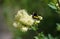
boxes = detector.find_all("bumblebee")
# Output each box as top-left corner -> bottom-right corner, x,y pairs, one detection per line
32,12 -> 43,20
32,12 -> 39,20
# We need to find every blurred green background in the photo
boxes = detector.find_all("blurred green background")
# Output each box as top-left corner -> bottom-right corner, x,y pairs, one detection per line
0,0 -> 60,39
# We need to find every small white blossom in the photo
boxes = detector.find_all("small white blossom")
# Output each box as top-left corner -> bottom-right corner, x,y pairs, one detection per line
13,22 -> 18,27
56,3 -> 58,7
56,3 -> 60,9
38,16 -> 43,20
35,20 -> 40,24
16,9 -> 29,18
20,27 -> 28,32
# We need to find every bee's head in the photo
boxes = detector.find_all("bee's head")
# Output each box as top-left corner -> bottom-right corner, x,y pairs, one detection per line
33,12 -> 38,16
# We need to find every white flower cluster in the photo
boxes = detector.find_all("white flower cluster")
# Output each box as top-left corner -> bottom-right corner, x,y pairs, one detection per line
13,9 -> 43,32
15,9 -> 34,26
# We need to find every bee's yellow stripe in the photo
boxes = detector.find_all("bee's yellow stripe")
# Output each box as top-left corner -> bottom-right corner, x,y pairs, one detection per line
34,16 -> 39,18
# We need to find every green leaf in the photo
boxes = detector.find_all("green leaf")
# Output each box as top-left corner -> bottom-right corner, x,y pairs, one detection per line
48,2 -> 57,9
31,25 -> 38,31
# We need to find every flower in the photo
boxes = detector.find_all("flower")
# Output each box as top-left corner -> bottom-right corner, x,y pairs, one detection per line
20,26 -> 28,32
13,22 -> 18,27
15,9 -> 29,18
35,20 -> 40,24
15,9 -> 35,26
38,16 -> 43,20
56,3 -> 60,9
19,15 -> 34,26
